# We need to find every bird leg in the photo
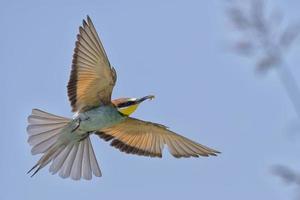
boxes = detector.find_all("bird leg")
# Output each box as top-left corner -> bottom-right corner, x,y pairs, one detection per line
71,118 -> 81,132
71,114 -> 90,132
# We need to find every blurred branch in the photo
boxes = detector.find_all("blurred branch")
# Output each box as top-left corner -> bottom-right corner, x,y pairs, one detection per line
226,0 -> 300,118
226,0 -> 300,198
272,165 -> 300,186
277,63 -> 300,117
271,165 -> 300,200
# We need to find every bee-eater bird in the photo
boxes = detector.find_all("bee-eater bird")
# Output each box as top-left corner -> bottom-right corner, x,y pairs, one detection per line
26,16 -> 220,180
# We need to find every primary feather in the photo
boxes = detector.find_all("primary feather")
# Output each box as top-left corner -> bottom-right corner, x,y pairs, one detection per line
67,16 -> 117,112
97,117 -> 220,158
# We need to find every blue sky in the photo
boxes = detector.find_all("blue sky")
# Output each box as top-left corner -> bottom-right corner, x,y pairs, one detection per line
1,0 -> 300,199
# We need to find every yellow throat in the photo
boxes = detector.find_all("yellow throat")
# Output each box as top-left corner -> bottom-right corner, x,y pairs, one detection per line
118,104 -> 139,116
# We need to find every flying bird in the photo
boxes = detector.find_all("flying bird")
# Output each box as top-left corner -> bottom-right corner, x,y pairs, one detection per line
26,16 -> 220,180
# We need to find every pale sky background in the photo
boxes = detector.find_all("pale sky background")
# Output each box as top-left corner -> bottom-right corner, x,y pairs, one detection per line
1,0 -> 300,200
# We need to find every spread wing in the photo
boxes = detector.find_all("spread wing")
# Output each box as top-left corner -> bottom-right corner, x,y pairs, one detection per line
96,117 -> 220,158
68,16 -> 117,112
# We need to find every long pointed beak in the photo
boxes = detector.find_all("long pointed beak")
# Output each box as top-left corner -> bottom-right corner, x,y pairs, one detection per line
136,95 -> 155,104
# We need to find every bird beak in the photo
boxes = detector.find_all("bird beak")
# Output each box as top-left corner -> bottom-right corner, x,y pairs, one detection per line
136,95 -> 155,104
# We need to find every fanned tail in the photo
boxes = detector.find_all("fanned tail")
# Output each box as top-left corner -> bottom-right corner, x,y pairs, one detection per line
27,109 -> 71,155
26,109 -> 101,180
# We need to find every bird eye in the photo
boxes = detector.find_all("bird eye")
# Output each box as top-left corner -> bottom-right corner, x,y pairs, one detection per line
117,100 -> 136,108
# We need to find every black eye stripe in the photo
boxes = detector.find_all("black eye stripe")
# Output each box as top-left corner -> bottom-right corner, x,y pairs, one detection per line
117,101 -> 136,108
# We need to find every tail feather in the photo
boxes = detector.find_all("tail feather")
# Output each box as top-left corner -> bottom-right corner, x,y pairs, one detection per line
27,109 -> 102,180
27,145 -> 64,177
55,137 -> 101,180
27,109 -> 70,155
49,144 -> 73,175
28,128 -> 62,147
31,134 -> 61,155
59,143 -> 78,179
71,141 -> 84,180
27,123 -> 68,135
88,137 -> 102,177
82,138 -> 92,180
30,109 -> 70,120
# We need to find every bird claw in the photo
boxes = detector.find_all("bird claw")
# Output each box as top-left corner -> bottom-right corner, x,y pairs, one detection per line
71,118 -> 81,132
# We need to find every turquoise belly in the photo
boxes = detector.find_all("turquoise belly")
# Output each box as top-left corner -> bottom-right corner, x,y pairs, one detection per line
77,105 -> 125,132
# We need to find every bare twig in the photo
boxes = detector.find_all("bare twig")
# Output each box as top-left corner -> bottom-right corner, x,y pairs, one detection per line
226,0 -> 300,118
272,165 -> 300,185
276,63 -> 300,117
226,0 -> 300,198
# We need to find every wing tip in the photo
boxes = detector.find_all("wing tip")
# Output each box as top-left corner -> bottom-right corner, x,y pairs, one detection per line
86,15 -> 92,25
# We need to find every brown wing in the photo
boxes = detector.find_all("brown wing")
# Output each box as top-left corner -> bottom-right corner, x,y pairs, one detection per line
68,16 -> 117,112
96,117 -> 220,158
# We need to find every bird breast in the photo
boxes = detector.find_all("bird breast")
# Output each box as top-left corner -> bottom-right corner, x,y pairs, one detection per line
77,105 -> 126,132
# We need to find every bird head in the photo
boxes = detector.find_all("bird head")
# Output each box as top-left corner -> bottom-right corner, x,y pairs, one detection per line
112,95 -> 155,116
